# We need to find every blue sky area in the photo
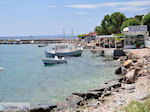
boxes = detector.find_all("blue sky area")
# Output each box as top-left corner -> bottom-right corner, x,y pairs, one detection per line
0,0 -> 150,36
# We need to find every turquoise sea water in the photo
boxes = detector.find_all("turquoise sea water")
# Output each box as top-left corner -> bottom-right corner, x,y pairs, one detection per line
0,44 -> 118,104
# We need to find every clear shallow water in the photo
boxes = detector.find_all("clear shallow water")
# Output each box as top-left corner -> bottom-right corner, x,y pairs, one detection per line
0,44 -> 118,104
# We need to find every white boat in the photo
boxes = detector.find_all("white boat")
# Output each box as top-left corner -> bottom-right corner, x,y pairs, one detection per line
42,56 -> 67,65
38,44 -> 48,47
45,47 -> 83,57
0,67 -> 3,71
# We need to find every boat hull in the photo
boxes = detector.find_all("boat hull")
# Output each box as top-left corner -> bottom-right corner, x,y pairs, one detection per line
38,44 -> 48,47
45,48 -> 83,57
42,58 -> 67,65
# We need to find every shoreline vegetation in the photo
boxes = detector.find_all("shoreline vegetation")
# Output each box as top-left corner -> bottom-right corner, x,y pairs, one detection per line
95,12 -> 150,36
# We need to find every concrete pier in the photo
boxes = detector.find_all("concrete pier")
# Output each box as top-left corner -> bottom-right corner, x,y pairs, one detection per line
91,48 -> 125,59
0,39 -> 69,44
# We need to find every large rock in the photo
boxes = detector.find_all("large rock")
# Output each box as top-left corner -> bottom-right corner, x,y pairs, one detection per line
107,80 -> 122,89
135,59 -> 144,67
91,79 -> 122,92
135,93 -> 150,100
55,96 -> 83,112
123,60 -> 132,68
121,67 -> 128,75
55,101 -> 74,112
90,86 -> 108,92
30,104 -> 57,112
66,95 -> 83,106
72,91 -> 102,100
125,69 -> 135,83
115,67 -> 122,75
105,77 -> 124,84
122,84 -> 135,90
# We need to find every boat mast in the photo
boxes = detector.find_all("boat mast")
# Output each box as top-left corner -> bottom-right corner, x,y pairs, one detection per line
71,28 -> 74,39
63,27 -> 65,38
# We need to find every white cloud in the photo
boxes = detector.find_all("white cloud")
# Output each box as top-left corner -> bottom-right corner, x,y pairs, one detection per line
45,5 -> 58,8
73,12 -> 87,15
66,0 -> 150,12
116,7 -> 146,12
67,4 -> 97,9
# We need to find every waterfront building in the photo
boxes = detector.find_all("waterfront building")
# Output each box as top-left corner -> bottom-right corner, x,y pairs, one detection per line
96,35 -> 125,48
123,25 -> 150,48
79,32 -> 97,43
96,25 -> 150,49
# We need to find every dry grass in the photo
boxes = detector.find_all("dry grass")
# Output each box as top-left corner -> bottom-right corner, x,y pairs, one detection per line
115,97 -> 150,112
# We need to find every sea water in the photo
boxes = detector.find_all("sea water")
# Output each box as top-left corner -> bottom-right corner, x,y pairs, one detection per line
0,44 -> 118,104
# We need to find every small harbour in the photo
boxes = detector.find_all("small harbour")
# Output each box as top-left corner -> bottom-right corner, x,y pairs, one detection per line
0,44 -> 118,104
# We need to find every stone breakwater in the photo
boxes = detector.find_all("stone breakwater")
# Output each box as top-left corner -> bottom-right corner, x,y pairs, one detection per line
29,49 -> 150,112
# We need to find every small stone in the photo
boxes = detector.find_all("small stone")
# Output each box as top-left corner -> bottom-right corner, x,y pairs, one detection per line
113,100 -> 126,106
124,85 -> 135,90
125,69 -> 135,83
128,90 -> 134,93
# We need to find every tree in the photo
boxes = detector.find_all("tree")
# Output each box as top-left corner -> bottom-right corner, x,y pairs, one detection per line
95,12 -> 126,35
121,18 -> 141,30
95,26 -> 102,35
134,15 -> 144,21
142,13 -> 150,36
110,12 -> 126,33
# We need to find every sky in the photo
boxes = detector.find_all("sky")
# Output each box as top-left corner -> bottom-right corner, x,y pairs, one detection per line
0,0 -> 150,36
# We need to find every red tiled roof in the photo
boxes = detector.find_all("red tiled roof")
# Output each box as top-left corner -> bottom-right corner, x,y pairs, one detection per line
87,32 -> 97,36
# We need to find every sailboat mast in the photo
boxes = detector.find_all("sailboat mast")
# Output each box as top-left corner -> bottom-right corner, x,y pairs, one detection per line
71,28 -> 73,39
63,27 -> 65,38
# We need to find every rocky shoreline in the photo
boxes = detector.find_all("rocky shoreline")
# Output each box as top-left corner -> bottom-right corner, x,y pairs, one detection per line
29,49 -> 150,112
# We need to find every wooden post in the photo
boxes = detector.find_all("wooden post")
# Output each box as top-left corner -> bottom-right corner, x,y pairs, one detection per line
129,33 -> 131,45
109,37 -> 110,48
124,36 -> 126,48
115,37 -> 116,48
104,38 -> 106,48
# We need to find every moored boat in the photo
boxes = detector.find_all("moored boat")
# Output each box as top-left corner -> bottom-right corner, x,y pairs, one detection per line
45,47 -> 83,57
0,67 -> 3,71
38,44 -> 48,47
42,56 -> 67,65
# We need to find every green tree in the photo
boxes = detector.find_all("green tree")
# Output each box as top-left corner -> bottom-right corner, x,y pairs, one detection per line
95,26 -> 102,35
134,15 -> 144,21
95,12 -> 126,35
101,14 -> 112,34
142,13 -> 150,36
110,12 -> 126,33
121,18 -> 141,30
